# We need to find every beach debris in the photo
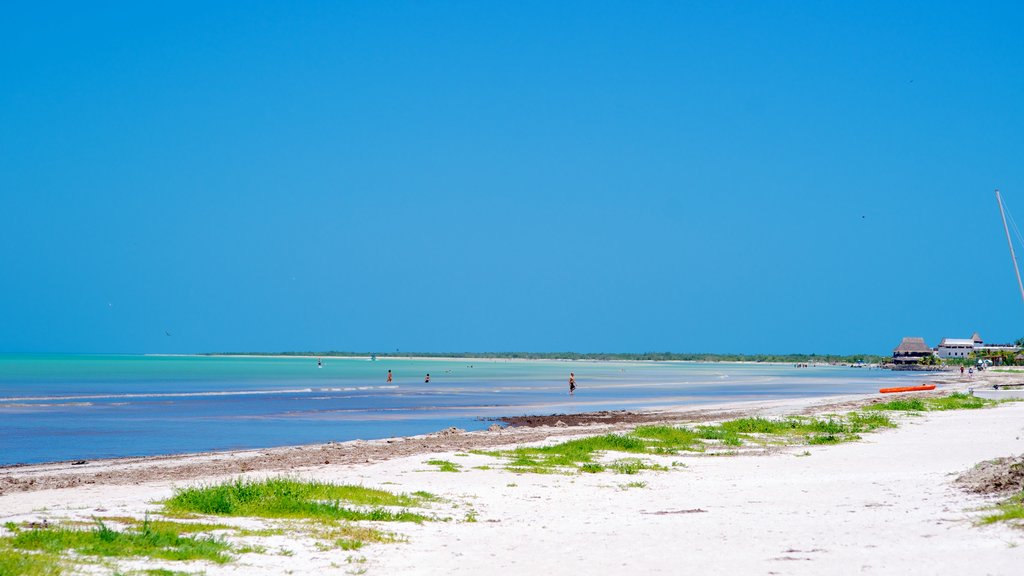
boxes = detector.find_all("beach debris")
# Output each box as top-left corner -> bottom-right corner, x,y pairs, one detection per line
554,420 -> 568,427
432,426 -> 466,437
71,460 -> 87,465
955,454 -> 1024,495
487,424 -> 503,432
641,508 -> 707,515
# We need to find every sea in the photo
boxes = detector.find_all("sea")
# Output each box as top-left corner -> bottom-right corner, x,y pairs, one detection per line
0,354 -> 926,466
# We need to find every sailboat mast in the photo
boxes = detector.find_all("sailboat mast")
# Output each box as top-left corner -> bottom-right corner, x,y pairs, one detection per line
996,189 -> 1024,305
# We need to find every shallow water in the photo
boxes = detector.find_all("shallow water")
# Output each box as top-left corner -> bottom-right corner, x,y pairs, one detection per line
0,354 -> 923,465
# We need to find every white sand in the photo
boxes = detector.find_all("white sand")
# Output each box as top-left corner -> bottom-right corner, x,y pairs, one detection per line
2,393 -> 1023,574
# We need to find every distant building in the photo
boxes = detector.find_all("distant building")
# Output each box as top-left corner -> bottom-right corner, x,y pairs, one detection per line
892,337 -> 934,364
937,338 -> 975,359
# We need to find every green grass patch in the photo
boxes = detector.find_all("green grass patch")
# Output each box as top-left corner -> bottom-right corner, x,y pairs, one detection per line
867,392 -> 996,412
163,478 -> 432,523
425,459 -> 462,472
0,548 -> 63,576
978,490 -> 1024,527
4,519 -> 231,564
478,411 -> 897,474
868,397 -> 927,411
631,426 -> 704,452
308,520 -> 404,548
608,458 -> 662,474
98,518 -> 235,535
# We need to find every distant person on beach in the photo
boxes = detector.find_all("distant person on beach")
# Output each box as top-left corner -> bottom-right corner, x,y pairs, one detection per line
425,373 -> 430,383
968,367 -> 974,379
569,372 -> 576,396
960,366 -> 965,376
387,370 -> 392,383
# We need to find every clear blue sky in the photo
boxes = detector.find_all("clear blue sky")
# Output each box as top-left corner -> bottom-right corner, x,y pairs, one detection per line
2,1 -> 1023,355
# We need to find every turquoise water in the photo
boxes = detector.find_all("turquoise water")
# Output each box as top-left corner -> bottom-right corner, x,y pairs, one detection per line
0,354 -> 924,465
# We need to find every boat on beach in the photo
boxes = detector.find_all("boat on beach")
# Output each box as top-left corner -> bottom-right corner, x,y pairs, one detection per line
879,384 -> 937,394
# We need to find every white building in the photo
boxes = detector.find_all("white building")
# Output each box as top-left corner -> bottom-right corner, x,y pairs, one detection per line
936,338 -> 975,359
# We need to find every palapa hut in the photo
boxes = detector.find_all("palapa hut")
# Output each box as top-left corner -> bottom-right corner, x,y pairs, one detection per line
892,337 -> 934,364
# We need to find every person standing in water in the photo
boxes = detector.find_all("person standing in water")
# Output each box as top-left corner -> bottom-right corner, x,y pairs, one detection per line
317,357 -> 322,368
425,373 -> 430,383
569,372 -> 576,396
387,370 -> 392,383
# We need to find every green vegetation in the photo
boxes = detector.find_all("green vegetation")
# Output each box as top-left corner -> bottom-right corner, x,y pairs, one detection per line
206,351 -> 887,364
308,520 -> 404,549
980,495 -> 1024,526
98,518 -> 235,535
867,392 -> 995,412
2,519 -> 231,566
609,458 -> 667,474
0,547 -> 62,576
477,412 -> 896,474
0,482 -> 422,574
425,459 -> 462,473
163,478 -> 433,523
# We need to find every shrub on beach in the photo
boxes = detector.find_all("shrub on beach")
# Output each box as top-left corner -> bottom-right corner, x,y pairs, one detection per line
481,412 -> 897,474
867,392 -> 995,412
163,478 -> 433,523
2,518 -> 232,565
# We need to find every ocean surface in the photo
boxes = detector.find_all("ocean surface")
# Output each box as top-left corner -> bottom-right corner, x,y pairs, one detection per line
0,354 -> 925,465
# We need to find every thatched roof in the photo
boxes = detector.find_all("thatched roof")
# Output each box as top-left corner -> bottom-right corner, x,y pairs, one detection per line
894,337 -> 931,354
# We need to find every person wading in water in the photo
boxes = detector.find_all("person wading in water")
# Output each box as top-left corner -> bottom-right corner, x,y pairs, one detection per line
569,372 -> 576,396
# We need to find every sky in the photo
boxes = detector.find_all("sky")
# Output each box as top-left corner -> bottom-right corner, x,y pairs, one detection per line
1,1 -> 1023,355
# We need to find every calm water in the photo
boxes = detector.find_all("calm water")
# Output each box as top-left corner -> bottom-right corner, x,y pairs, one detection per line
0,354 -> 924,465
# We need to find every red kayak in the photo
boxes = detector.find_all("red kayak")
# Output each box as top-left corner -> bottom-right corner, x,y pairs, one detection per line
879,384 -> 937,394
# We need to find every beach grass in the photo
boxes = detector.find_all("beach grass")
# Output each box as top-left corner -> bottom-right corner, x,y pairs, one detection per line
867,392 -> 995,412
481,412 -> 896,474
3,519 -> 232,565
98,518 -> 235,535
307,520 -> 405,550
609,458 -> 667,474
980,493 -> 1024,526
0,547 -> 63,576
163,478 -> 433,523
425,459 -> 462,472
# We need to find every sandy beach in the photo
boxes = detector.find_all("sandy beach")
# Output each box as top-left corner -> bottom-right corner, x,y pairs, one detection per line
2,369 -> 1022,575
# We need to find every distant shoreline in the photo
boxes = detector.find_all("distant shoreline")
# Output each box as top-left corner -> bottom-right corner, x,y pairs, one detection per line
168,351 -> 889,364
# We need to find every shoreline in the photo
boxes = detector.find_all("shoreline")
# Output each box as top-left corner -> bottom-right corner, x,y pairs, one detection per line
2,369 -> 1022,574
1,369 -> 1022,574
0,368 -> 997,493
144,352 -> 887,366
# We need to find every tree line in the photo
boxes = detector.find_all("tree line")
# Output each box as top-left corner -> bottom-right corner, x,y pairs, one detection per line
205,351 -> 888,363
